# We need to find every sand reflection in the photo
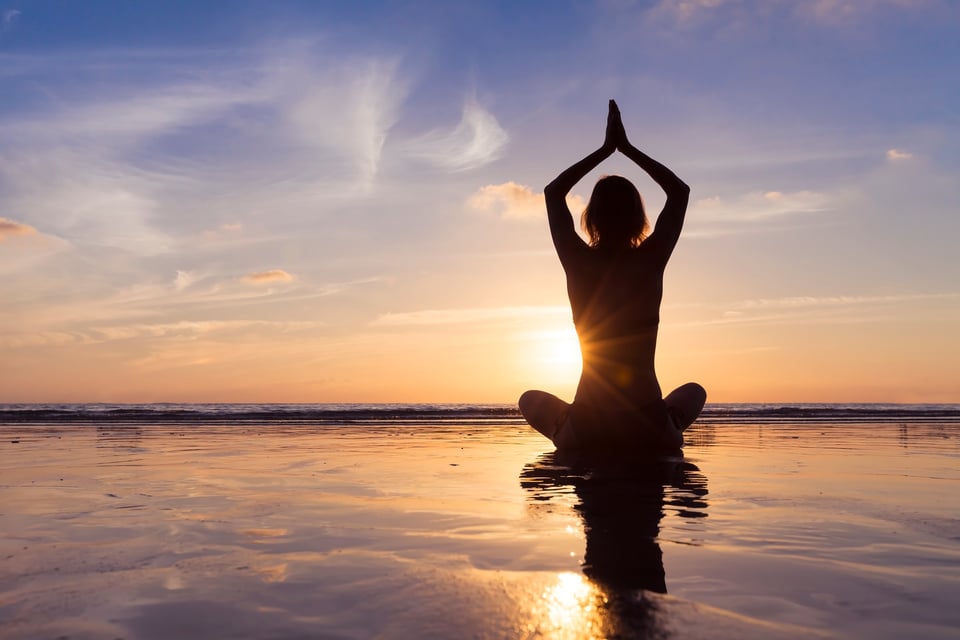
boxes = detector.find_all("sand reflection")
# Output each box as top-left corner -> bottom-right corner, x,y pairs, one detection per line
521,452 -> 708,637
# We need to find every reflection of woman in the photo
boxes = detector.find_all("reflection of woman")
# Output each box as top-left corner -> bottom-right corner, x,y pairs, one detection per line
520,452 -> 709,594
520,100 -> 706,453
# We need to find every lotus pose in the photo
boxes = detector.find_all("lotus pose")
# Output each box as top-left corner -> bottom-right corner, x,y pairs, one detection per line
519,100 -> 706,454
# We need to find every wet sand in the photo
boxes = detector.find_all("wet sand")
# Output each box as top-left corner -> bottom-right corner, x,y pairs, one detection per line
2,419 -> 958,639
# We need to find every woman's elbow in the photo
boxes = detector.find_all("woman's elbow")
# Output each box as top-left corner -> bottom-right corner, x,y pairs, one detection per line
668,180 -> 690,203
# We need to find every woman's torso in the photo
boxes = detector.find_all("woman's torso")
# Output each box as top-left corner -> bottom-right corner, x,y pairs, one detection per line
563,244 -> 668,444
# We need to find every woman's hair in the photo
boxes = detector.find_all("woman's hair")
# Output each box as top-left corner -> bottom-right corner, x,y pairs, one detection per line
581,175 -> 649,249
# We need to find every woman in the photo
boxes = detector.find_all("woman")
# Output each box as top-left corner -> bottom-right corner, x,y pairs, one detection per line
519,100 -> 706,454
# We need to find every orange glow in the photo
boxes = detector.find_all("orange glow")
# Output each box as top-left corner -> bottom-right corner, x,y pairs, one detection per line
2,281 -> 959,402
529,328 -> 583,384
531,572 -> 605,639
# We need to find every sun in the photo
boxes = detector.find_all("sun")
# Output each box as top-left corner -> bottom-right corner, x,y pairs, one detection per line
532,327 -> 583,382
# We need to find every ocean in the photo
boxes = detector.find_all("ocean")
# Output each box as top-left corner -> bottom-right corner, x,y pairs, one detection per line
3,403 -> 959,638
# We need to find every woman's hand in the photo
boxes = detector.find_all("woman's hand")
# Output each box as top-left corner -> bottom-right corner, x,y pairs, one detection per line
604,99 -> 628,151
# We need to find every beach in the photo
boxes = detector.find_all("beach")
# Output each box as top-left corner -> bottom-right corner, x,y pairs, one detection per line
2,405 -> 959,639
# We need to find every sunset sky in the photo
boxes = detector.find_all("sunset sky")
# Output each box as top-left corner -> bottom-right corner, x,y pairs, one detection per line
1,1 -> 958,403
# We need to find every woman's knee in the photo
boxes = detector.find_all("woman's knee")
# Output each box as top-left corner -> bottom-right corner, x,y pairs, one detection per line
668,382 -> 705,401
519,389 -> 558,422
684,382 -> 707,406
665,382 -> 707,429
518,390 -> 541,415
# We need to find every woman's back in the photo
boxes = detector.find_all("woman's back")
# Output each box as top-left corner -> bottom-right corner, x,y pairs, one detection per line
563,244 -> 667,438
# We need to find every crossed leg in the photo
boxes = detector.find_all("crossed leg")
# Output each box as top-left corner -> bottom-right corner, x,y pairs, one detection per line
663,382 -> 707,432
518,390 -> 570,442
519,383 -> 706,448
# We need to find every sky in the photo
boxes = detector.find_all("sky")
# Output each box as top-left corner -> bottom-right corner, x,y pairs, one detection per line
1,0 -> 958,403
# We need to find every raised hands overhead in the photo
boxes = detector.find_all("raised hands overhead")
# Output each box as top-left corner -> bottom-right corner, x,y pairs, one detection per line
603,99 -> 628,152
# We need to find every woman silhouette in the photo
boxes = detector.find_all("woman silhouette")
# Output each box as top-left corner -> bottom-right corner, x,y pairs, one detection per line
520,100 -> 706,454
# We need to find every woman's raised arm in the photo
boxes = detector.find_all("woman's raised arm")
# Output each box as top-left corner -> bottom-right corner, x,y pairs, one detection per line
544,102 -> 620,262
616,115 -> 690,260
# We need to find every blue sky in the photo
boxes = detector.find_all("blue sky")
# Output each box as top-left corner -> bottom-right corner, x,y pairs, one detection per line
1,1 -> 958,402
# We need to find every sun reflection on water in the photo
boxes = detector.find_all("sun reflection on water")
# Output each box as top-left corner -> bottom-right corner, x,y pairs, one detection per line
529,571 -> 606,639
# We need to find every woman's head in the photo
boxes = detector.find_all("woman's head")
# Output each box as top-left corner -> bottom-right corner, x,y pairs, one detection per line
581,175 -> 648,249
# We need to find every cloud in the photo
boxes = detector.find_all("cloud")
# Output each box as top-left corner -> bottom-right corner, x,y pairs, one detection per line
90,319 -> 317,342
0,217 -> 37,240
648,0 -> 934,25
801,0 -> 933,22
13,84 -> 260,143
173,270 -> 198,292
0,45 -> 410,260
737,292 -> 958,309
282,55 -> 407,189
0,272 -> 378,344
653,0 -> 730,22
1,125 -> 186,255
241,269 -> 295,285
691,189 -> 828,222
886,148 -> 913,161
673,292 -> 960,328
199,222 -> 245,242
0,217 -> 67,273
0,320 -> 322,349
5,165 -> 174,254
467,182 -> 586,220
1,9 -> 19,30
371,305 -> 568,327
404,99 -> 508,171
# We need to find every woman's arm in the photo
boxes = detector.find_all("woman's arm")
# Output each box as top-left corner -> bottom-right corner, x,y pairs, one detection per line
615,104 -> 690,260
618,141 -> 689,200
544,102 -> 620,262
544,145 -> 611,261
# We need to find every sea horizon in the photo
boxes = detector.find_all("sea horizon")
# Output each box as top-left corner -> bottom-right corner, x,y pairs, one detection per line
3,401 -> 960,426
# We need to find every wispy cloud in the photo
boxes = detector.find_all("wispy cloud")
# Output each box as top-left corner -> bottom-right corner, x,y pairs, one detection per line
371,305 -> 568,327
173,270 -> 198,292
737,292 -> 958,309
89,319 -> 318,342
281,54 -> 407,189
0,44 -> 412,260
675,292 -> 959,328
20,170 -> 172,253
0,319 -> 321,349
2,99 -> 207,254
691,189 -> 828,223
651,0 -> 731,23
1,9 -> 19,31
648,0 -> 936,25
0,273 -> 378,345
12,84 -> 259,142
467,182 -> 586,220
241,269 -> 295,285
886,148 -> 913,161
0,217 -> 67,273
801,0 -> 935,23
404,99 -> 508,171
0,217 -> 36,240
